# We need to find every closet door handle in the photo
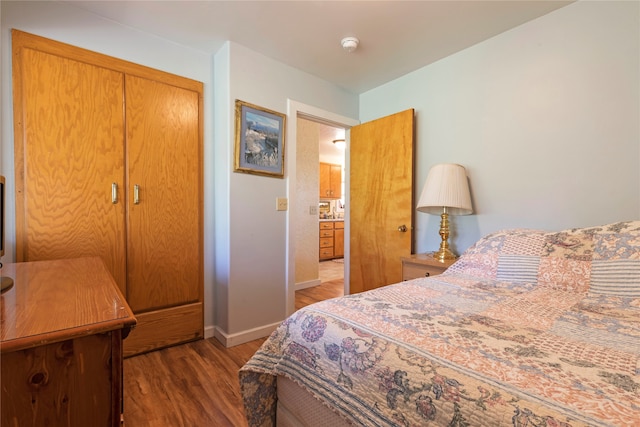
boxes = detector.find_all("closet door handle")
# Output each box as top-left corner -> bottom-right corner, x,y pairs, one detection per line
133,184 -> 140,205
111,183 -> 118,204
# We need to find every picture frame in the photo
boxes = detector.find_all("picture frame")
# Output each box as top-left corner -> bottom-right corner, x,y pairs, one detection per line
234,99 -> 286,178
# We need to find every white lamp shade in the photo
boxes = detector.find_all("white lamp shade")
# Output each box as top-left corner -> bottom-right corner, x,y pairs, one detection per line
417,163 -> 473,215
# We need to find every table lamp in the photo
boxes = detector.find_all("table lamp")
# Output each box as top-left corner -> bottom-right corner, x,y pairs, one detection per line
417,163 -> 472,262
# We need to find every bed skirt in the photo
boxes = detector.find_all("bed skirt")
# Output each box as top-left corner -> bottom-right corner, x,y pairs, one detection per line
276,376 -> 350,426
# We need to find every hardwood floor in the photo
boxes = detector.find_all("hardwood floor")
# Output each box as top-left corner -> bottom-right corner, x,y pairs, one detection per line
123,278 -> 343,426
295,278 -> 344,310
123,336 -> 264,426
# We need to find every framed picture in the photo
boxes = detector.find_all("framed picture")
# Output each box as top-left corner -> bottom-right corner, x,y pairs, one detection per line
234,99 -> 286,178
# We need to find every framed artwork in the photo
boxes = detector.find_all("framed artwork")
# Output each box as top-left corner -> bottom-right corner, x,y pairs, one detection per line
234,99 -> 286,178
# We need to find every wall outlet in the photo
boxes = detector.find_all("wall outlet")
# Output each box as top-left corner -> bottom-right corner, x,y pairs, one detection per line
309,205 -> 318,215
276,197 -> 288,211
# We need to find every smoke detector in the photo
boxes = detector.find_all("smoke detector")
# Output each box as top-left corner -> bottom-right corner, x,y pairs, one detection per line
341,37 -> 359,53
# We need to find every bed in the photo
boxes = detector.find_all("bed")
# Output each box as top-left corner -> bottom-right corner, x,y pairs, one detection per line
240,221 -> 640,426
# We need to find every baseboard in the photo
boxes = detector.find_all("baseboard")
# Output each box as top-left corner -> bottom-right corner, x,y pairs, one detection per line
214,322 -> 281,347
204,325 -> 215,339
295,278 -> 321,291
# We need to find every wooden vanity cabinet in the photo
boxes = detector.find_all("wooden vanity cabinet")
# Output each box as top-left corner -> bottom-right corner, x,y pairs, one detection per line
320,222 -> 335,260
319,221 -> 344,260
334,221 -> 345,258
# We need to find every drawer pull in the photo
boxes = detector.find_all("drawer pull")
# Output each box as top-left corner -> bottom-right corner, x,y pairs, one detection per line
133,184 -> 140,205
424,272 -> 430,277
111,182 -> 118,204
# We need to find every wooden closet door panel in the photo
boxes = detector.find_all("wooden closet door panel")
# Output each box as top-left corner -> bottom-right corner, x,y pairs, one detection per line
13,42 -> 127,293
125,75 -> 202,313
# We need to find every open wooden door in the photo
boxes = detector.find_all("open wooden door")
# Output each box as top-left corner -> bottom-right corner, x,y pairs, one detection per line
349,109 -> 415,294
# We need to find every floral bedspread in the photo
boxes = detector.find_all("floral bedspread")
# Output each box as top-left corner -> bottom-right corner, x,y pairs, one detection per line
240,222 -> 640,426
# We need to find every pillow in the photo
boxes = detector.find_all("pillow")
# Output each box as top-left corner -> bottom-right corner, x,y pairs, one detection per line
588,221 -> 640,298
537,227 -> 595,293
449,229 -> 545,281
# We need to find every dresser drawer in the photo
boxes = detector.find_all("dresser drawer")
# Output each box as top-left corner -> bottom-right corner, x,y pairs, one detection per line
320,222 -> 334,230
320,247 -> 334,259
319,237 -> 334,248
401,263 -> 447,280
320,229 -> 334,238
400,253 -> 456,281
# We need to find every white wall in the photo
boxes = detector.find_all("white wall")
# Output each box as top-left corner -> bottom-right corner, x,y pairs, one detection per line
360,0 -> 640,255
295,118 -> 320,287
214,42 -> 358,345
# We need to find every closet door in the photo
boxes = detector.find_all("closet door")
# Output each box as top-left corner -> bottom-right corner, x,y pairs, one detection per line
123,74 -> 203,354
12,31 -> 127,293
12,30 -> 203,356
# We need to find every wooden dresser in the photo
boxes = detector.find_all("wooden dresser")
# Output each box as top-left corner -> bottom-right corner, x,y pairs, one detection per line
1,257 -> 136,427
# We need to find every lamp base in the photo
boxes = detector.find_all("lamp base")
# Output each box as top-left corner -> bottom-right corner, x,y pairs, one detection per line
432,209 -> 457,263
432,248 -> 457,263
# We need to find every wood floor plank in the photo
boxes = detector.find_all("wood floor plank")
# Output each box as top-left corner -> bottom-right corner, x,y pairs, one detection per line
123,278 -> 343,426
296,278 -> 344,310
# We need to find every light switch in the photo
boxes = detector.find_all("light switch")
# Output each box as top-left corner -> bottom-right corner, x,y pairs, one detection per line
276,197 -> 288,211
309,205 -> 318,215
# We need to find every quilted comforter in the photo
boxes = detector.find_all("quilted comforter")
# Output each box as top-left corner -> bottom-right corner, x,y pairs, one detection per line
240,221 -> 640,426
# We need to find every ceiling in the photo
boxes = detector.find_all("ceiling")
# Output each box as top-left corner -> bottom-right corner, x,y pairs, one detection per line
61,0 -> 573,153
63,0 -> 573,95
318,123 -> 346,161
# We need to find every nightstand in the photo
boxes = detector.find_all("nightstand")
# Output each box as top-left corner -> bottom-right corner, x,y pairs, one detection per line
400,253 -> 457,281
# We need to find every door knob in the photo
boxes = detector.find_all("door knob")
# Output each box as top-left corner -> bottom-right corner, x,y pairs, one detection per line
398,225 -> 407,232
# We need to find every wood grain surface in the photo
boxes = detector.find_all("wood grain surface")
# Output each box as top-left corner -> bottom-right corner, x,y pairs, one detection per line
1,257 -> 135,352
1,257 -> 136,427
12,29 -> 205,356
13,32 -> 128,292
350,109 -> 415,294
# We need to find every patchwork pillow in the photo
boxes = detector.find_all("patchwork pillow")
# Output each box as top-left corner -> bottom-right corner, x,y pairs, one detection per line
496,255 -> 540,283
446,231 -> 502,279
588,221 -> 640,298
449,229 -> 545,282
590,259 -> 640,297
494,231 -> 545,283
537,226 -> 595,293
450,221 -> 640,297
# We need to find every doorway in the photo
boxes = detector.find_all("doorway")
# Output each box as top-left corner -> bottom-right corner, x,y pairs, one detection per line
317,122 -> 346,300
295,119 -> 345,301
285,100 -> 359,316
